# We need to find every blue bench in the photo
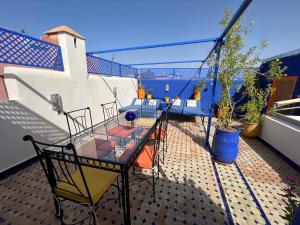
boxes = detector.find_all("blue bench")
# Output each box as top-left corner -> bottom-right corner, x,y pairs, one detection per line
183,100 -> 209,117
119,98 -> 146,113
169,99 -> 184,114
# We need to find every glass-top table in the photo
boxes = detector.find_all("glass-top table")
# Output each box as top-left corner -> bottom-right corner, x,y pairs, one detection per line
52,109 -> 163,225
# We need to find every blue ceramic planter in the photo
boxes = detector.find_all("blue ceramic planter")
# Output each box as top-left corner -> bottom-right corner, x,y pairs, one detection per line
291,205 -> 300,225
212,127 -> 240,164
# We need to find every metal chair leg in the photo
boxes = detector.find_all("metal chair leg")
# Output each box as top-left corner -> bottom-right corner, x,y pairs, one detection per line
53,196 -> 62,219
152,168 -> 156,203
157,155 -> 160,180
117,177 -> 121,208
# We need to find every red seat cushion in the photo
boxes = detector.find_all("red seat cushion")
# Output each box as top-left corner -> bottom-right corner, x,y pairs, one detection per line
133,145 -> 155,169
95,139 -> 117,158
107,125 -> 136,138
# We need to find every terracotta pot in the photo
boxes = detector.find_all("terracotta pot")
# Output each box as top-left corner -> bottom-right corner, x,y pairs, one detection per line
243,121 -> 260,138
217,109 -> 223,118
194,89 -> 201,100
138,87 -> 145,99
146,94 -> 152,99
165,97 -> 170,103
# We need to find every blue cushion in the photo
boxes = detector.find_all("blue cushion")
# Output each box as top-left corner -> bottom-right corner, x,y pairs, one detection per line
169,99 -> 185,115
119,98 -> 145,113
183,100 -> 209,116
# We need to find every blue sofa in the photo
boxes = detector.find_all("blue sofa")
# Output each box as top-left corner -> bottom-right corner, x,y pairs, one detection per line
183,100 -> 209,117
169,99 -> 185,114
119,98 -> 146,113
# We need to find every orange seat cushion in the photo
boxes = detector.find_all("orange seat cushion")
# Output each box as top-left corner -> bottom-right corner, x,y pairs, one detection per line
140,128 -> 166,140
133,145 -> 155,169
150,129 -> 166,140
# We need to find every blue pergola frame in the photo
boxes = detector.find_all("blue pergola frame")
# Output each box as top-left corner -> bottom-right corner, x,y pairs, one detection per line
126,60 -> 204,66
88,0 -> 253,148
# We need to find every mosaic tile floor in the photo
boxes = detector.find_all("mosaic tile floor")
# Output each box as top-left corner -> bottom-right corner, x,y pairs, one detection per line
0,117 -> 299,225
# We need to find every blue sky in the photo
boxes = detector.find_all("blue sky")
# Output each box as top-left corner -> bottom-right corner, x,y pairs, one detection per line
1,0 -> 299,68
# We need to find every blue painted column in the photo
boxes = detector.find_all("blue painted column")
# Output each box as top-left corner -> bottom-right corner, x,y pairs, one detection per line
205,42 -> 222,147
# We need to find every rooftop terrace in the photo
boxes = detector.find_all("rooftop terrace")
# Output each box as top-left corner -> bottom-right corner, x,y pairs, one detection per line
1,117 -> 299,225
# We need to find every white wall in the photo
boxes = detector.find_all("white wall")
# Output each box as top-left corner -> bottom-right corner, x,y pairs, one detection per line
0,32 -> 137,172
260,115 -> 300,166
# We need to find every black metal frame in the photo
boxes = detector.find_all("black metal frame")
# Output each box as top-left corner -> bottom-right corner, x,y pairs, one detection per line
24,107 -> 164,225
64,107 -> 94,143
161,108 -> 169,163
131,111 -> 164,202
101,100 -> 119,125
101,101 -> 121,138
23,135 -> 121,225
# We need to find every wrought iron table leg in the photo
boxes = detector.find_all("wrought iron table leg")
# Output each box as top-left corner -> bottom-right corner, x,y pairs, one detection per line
121,167 -> 131,225
121,169 -> 127,225
124,168 -> 131,225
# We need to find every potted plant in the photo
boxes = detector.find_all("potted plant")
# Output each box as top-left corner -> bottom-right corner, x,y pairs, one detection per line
210,9 -> 269,164
280,177 -> 300,225
138,84 -> 145,99
193,80 -> 204,100
137,75 -> 145,99
146,88 -> 153,99
164,96 -> 170,103
240,59 -> 286,138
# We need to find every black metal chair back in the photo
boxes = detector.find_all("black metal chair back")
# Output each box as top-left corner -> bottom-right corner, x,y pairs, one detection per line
23,135 -> 94,206
101,101 -> 119,130
149,111 -> 165,165
64,107 -> 93,142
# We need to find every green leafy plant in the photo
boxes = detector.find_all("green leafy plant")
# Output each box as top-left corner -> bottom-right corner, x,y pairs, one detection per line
146,88 -> 153,95
209,9 -> 286,130
280,177 -> 300,224
194,80 -> 205,91
240,59 -> 287,123
209,9 -> 254,130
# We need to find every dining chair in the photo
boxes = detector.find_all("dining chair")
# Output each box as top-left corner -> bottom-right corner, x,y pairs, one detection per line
131,111 -> 164,202
64,107 -> 117,159
23,135 -> 121,225
63,107 -> 93,142
139,108 -> 169,163
101,101 -> 136,145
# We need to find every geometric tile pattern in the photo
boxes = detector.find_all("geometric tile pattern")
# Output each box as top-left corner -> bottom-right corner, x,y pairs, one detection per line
0,117 -> 299,224
0,27 -> 64,71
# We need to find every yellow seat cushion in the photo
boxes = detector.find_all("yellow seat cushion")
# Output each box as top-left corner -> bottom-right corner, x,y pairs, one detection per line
55,166 -> 118,204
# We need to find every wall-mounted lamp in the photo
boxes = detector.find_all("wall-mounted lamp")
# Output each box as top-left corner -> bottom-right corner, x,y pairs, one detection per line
165,84 -> 170,92
74,37 -> 77,48
113,87 -> 117,98
50,94 -> 63,114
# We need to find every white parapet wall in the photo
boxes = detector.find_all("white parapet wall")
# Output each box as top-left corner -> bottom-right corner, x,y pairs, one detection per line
0,29 -> 137,172
260,115 -> 300,166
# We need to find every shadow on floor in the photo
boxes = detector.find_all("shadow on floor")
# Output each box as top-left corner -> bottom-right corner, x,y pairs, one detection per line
0,160 -> 229,225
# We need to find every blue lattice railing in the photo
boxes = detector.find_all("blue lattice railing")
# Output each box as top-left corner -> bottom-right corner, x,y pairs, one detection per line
138,68 -> 211,80
86,54 -> 137,77
0,27 -> 64,71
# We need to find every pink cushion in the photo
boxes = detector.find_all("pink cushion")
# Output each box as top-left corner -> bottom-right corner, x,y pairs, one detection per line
107,125 -> 136,138
95,139 -> 117,158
